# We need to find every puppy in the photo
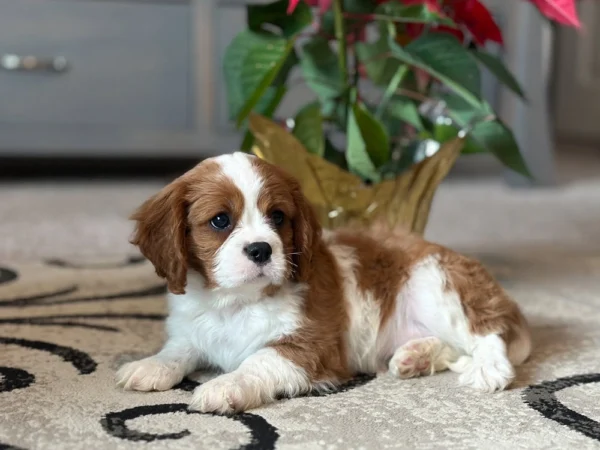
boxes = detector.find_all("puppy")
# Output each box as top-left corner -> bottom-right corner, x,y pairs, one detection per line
117,152 -> 531,414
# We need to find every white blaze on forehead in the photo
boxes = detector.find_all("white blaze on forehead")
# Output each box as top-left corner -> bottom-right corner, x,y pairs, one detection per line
214,152 -> 263,224
211,153 -> 286,290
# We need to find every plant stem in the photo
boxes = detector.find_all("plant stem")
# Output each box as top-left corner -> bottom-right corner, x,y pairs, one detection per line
352,30 -> 360,89
333,0 -> 351,125
333,0 -> 349,89
395,88 -> 430,103
376,65 -> 408,119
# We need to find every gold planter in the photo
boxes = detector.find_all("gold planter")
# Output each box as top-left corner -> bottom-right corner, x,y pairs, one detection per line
248,114 -> 464,235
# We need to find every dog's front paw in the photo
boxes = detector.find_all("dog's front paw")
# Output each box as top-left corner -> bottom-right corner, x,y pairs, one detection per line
189,374 -> 261,414
116,357 -> 184,392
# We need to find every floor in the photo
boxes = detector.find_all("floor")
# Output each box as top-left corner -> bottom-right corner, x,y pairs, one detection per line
1,147 -> 600,449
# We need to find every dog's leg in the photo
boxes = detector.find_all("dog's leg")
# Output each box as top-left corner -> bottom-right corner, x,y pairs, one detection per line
448,334 -> 517,393
389,336 -> 459,379
398,255 -> 528,392
189,348 -> 311,414
116,338 -> 201,392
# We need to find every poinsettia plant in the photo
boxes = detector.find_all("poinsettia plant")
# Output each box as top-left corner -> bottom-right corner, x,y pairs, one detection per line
224,0 -> 580,182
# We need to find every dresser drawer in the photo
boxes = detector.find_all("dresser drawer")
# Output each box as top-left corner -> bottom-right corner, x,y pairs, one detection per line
0,0 -> 190,129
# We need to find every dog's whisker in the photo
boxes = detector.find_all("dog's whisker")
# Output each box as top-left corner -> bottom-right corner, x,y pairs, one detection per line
284,256 -> 299,268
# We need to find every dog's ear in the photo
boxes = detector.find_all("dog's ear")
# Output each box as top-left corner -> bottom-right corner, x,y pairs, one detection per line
291,182 -> 321,283
130,179 -> 188,294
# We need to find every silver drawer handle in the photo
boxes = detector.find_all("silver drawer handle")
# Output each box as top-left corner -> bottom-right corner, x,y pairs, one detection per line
1,54 -> 69,73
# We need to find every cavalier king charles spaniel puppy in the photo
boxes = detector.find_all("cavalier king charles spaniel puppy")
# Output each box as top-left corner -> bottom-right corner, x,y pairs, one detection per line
117,152 -> 531,414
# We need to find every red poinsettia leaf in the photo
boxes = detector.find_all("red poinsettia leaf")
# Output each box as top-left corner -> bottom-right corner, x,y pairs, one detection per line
530,0 -> 580,27
318,0 -> 333,13
451,0 -> 503,46
405,23 -> 424,39
287,0 -> 300,14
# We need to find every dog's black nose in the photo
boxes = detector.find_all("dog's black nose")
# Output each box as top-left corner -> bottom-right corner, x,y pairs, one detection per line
244,242 -> 272,264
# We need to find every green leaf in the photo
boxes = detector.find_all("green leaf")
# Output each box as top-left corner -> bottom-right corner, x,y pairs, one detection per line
441,92 -> 492,126
237,37 -> 296,126
346,102 -> 390,182
376,65 -> 410,118
470,120 -> 530,177
375,3 -> 456,26
356,37 -> 402,86
426,124 -> 484,154
390,33 -> 482,108
248,0 -> 313,38
224,31 -> 295,122
240,85 -> 287,152
347,109 -> 380,182
441,94 -> 530,176
264,85 -> 288,117
240,130 -> 254,152
355,4 -> 456,87
321,98 -> 348,128
387,97 -> 424,130
471,49 -> 526,100
224,31 -> 276,120
293,103 -> 325,156
353,103 -> 390,167
300,37 -> 345,101
272,47 -> 299,86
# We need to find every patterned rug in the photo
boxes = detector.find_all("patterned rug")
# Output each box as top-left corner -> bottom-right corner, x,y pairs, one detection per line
2,253 -> 600,450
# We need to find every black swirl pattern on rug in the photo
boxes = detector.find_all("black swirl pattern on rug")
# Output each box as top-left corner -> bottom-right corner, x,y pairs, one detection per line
0,313 -> 165,332
0,337 -> 97,375
0,284 -> 165,309
0,444 -> 26,450
0,263 -> 167,450
0,335 -> 97,449
45,256 -> 146,269
0,367 -> 35,393
101,403 -> 279,449
523,373 -> 600,442
0,267 -> 18,285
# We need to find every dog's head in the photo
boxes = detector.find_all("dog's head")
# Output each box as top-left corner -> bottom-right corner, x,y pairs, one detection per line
131,152 -> 321,296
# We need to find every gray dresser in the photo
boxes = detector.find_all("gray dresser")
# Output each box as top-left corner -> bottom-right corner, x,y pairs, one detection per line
0,0 -> 240,157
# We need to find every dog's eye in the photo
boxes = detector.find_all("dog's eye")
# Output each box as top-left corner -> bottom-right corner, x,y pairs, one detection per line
210,213 -> 231,230
271,210 -> 285,226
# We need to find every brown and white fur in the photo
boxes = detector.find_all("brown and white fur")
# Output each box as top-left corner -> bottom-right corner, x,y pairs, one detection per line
116,152 -> 531,414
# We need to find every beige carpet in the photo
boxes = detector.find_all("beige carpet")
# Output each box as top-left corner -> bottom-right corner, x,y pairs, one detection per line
2,169 -> 600,449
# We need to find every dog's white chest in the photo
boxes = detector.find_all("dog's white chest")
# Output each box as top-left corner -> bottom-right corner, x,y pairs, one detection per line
167,288 -> 304,373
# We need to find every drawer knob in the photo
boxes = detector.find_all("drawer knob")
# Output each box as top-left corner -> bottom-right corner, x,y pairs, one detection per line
1,54 -> 69,73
